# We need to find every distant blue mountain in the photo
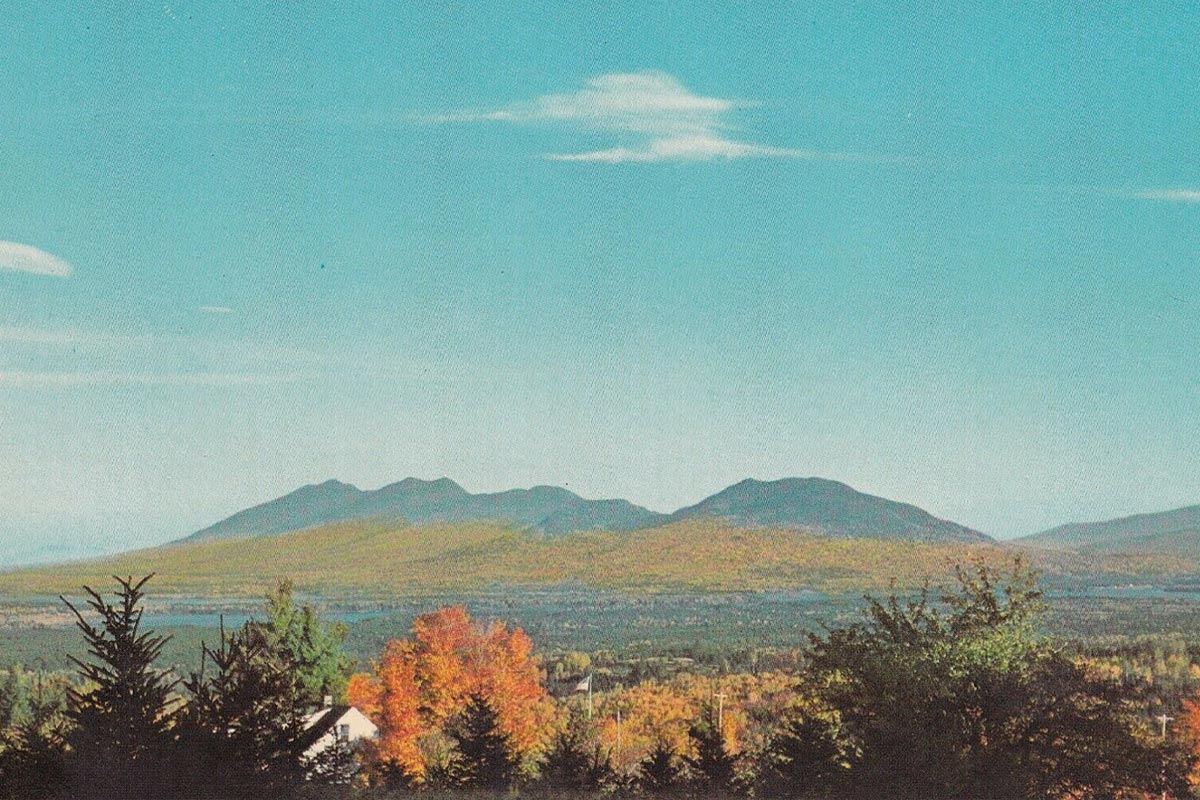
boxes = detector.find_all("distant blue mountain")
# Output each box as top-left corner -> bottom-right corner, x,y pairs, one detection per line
1018,505 -> 1200,555
178,477 -> 667,543
668,477 -> 990,543
178,475 -> 991,545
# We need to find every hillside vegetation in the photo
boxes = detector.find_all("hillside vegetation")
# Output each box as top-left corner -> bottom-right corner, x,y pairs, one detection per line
0,518 -> 1189,599
1020,505 -> 1200,554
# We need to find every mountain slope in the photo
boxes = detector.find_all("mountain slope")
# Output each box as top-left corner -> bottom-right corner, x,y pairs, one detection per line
0,518 -> 1116,598
184,479 -> 365,543
668,478 -> 991,543
180,478 -> 666,544
1019,506 -> 1200,554
2,517 -> 1189,599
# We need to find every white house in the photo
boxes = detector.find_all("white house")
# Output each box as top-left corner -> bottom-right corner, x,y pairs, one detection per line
299,696 -> 379,766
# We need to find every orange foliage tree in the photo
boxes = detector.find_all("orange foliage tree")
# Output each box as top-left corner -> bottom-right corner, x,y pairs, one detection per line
1183,696 -> 1200,787
591,672 -> 804,774
348,606 -> 556,781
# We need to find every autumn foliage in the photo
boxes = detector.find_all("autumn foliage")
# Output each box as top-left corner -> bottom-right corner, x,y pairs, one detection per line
348,606 -> 555,781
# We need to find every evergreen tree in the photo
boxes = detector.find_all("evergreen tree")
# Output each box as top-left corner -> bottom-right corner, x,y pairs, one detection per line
0,667 -> 25,729
758,715 -> 847,798
540,726 -> 593,789
448,693 -> 520,790
686,711 -> 740,794
174,580 -> 352,797
584,742 -> 618,790
257,580 -> 351,705
539,712 -> 614,791
178,618 -> 307,797
303,735 -> 360,786
637,740 -> 683,794
60,575 -> 181,800
0,674 -> 68,800
421,749 -> 460,792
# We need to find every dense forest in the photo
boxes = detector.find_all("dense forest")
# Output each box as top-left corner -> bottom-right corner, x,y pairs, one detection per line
2,561 -> 1199,799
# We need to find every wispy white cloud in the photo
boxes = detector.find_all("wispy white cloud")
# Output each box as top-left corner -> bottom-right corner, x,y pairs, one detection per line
0,324 -> 328,366
0,325 -> 475,389
1135,188 -> 1200,203
426,71 -> 887,164
0,323 -> 424,390
0,370 -> 309,388
199,305 -> 234,314
0,325 -> 150,347
546,135 -> 886,164
0,241 -> 73,277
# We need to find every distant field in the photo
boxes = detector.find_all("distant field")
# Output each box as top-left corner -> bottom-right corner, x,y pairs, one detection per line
0,518 -> 1192,599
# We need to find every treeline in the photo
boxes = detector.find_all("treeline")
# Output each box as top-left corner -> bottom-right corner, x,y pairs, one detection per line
344,559 -> 1197,799
0,576 -> 350,799
0,560 -> 1197,799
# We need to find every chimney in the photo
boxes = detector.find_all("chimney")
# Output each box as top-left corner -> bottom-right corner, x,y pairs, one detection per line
323,695 -> 333,708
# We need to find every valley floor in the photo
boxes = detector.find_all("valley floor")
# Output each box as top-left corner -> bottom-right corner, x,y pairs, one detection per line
3,586 -> 1200,672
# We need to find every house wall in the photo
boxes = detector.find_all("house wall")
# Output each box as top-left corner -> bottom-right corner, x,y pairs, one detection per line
303,707 -> 380,760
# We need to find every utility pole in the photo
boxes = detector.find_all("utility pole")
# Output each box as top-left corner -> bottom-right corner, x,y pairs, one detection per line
715,691 -> 728,731
1158,713 -> 1174,800
587,678 -> 593,720
616,707 -> 622,764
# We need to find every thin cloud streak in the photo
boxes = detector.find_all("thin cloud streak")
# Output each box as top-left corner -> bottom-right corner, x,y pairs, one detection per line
0,241 -> 73,277
0,325 -> 451,382
545,136 -> 910,165
0,324 -> 331,366
0,370 -> 311,388
425,71 -> 888,164
0,326 -> 129,345
199,305 -> 234,314
1135,188 -> 1200,203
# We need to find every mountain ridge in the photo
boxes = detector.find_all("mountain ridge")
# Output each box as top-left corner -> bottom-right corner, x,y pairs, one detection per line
1018,505 -> 1200,554
178,475 -> 990,545
668,477 -> 989,544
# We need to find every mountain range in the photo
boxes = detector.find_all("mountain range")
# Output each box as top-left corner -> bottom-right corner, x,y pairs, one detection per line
1017,505 -> 1200,556
180,476 -> 991,545
6,479 -> 1200,600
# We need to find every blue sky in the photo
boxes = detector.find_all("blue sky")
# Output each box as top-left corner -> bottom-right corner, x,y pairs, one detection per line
1,3 -> 1198,563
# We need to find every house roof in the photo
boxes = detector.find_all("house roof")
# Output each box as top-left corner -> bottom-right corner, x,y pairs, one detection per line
298,705 -> 354,752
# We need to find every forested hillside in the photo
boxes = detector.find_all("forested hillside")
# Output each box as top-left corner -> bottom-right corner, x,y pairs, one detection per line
0,518 -> 1188,599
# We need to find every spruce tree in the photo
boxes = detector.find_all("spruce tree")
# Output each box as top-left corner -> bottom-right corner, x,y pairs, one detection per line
258,580 -> 351,705
179,618 -> 307,797
539,712 -> 614,791
758,715 -> 846,798
0,667 -> 24,729
637,740 -> 683,794
540,726 -> 592,789
60,575 -> 181,800
687,712 -> 740,794
303,735 -> 359,785
449,693 -> 520,790
0,674 -> 67,800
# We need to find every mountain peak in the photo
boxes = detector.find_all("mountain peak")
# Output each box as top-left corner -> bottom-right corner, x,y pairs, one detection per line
308,478 -> 359,492
669,477 -> 989,544
178,478 -> 365,545
386,476 -> 466,492
732,476 -> 853,492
